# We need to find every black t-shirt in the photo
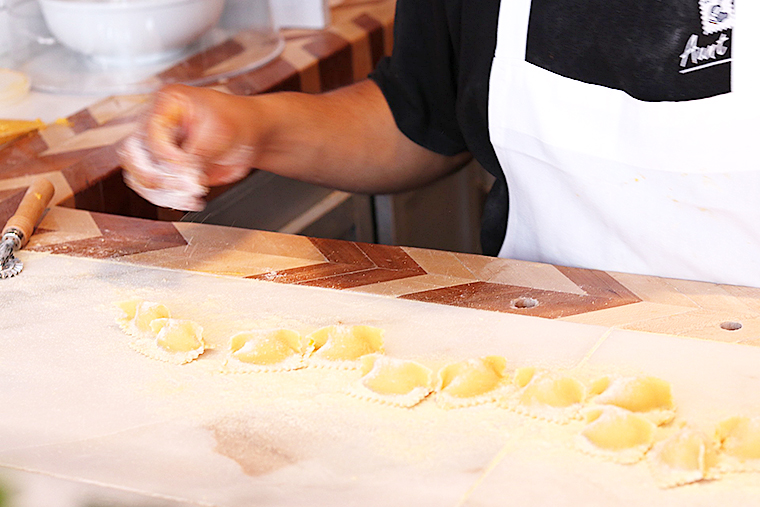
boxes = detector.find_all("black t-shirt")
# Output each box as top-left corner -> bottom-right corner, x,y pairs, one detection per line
369,0 -> 505,255
370,0 -> 733,256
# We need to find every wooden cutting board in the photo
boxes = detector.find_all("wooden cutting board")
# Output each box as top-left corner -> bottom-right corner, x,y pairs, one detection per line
0,252 -> 758,506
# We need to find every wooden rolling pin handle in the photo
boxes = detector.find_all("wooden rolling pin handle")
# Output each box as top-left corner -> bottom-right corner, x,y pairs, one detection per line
2,178 -> 55,247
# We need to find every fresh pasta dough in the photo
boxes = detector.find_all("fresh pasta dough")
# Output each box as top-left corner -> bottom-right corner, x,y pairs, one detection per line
110,297 -> 760,491
306,325 -> 384,368
131,317 -> 205,364
347,354 -> 434,408
116,300 -> 204,364
591,375 -> 675,425
224,328 -> 307,372
513,366 -> 537,389
117,299 -> 170,336
648,426 -> 719,488
506,370 -> 586,423
715,416 -> 760,472
151,318 -> 205,353
588,376 -> 611,397
435,356 -> 510,408
576,406 -> 656,464
133,302 -> 171,333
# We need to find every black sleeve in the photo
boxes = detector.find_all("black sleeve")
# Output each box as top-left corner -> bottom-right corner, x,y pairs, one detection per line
370,0 -> 507,257
369,0 -> 468,156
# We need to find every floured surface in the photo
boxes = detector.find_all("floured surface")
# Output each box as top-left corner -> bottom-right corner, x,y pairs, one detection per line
0,252 -> 759,506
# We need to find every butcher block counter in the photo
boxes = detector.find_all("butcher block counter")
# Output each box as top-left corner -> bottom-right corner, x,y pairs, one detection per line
0,203 -> 759,507
0,0 -> 395,221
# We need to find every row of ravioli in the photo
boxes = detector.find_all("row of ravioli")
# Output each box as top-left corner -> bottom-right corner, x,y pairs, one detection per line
115,299 -> 760,489
116,299 -> 385,368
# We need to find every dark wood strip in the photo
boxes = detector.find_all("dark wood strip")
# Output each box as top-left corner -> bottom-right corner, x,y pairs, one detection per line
60,145 -> 122,196
251,241 -> 426,287
0,187 -> 27,226
225,59 -> 301,96
302,32 -> 353,92
100,113 -> 143,128
67,110 -> 100,134
309,237 -> 375,267
262,68 -> 302,94
157,39 -> 246,81
401,281 -> 530,312
71,172 -> 141,218
0,134 -> 49,174
297,266 -> 424,290
29,211 -> 187,259
2,151 -> 95,180
91,212 -> 186,244
555,265 -> 642,301
247,261 -> 366,285
352,13 -> 385,67
400,281 -> 640,319
355,242 -> 425,272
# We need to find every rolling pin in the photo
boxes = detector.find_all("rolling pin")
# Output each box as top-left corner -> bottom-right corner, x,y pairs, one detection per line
0,177 -> 55,278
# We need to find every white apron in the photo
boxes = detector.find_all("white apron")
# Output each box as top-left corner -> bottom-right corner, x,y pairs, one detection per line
488,0 -> 760,286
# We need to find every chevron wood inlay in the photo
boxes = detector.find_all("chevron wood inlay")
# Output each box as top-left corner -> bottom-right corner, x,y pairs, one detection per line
247,238 -> 426,289
67,109 -> 101,134
0,187 -> 26,226
400,280 -> 641,318
8,204 -> 757,347
29,211 -> 188,259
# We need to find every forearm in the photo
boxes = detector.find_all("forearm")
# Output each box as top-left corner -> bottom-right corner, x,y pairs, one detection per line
241,80 -> 471,194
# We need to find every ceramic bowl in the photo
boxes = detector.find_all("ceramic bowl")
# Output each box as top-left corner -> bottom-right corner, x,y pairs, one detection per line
38,0 -> 226,65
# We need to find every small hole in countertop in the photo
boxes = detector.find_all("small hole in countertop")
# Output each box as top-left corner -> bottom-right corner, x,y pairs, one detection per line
720,321 -> 743,331
511,296 -> 539,309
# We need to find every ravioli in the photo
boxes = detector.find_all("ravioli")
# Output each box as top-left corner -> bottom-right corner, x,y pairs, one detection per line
591,375 -> 675,425
576,406 -> 656,464
512,366 -> 537,389
224,328 -> 307,372
347,354 -> 434,408
434,356 -> 510,408
151,318 -> 204,352
117,299 -> 171,337
715,416 -> 760,472
648,427 -> 719,488
587,376 -> 611,397
116,300 -> 203,364
130,318 -> 205,364
506,370 -> 586,423
306,325 -> 385,368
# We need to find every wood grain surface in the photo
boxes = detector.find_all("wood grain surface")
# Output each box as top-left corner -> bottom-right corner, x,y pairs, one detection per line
13,205 -> 760,348
0,0 -> 396,219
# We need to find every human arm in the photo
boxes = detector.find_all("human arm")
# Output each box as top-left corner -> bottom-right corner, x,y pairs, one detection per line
119,79 -> 471,208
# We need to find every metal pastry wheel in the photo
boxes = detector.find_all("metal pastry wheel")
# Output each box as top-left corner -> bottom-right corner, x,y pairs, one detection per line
0,178 -> 55,279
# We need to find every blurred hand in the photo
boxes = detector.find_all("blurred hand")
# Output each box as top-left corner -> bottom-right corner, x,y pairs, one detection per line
118,84 -> 256,210
119,79 -> 470,208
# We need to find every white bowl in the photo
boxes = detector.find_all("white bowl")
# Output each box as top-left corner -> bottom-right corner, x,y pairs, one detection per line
38,0 -> 226,66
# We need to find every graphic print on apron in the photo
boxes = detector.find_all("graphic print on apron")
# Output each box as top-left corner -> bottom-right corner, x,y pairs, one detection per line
524,0 -> 733,101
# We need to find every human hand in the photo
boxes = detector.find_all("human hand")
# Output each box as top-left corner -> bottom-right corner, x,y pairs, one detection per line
118,84 -> 255,211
